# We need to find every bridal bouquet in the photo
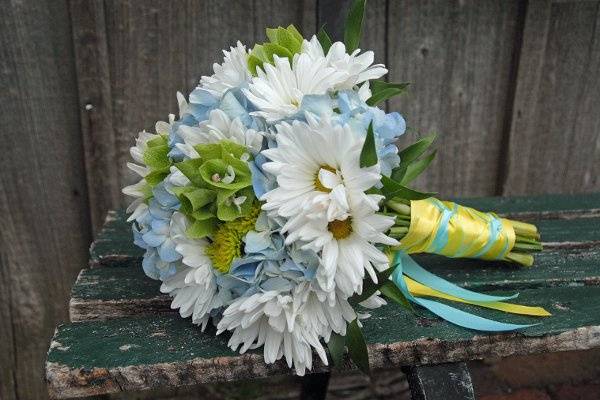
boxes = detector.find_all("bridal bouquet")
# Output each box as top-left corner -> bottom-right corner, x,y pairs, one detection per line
123,1 -> 548,375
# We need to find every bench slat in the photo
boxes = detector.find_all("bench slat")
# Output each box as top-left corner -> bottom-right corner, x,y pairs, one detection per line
70,244 -> 600,322
89,193 -> 600,267
49,284 -> 600,398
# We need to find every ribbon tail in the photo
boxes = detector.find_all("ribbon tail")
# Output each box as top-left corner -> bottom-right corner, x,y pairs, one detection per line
412,297 -> 537,331
400,252 -> 519,302
392,251 -> 545,332
405,277 -> 551,317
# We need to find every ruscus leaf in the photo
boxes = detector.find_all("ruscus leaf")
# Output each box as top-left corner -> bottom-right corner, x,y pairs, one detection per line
381,176 -> 435,200
346,319 -> 370,374
398,133 -> 437,166
344,0 -> 366,52
366,81 -> 410,106
317,25 -> 333,53
401,150 -> 437,185
327,332 -> 346,367
359,122 -> 377,168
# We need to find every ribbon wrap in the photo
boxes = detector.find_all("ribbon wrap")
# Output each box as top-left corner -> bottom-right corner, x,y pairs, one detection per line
398,198 -> 516,261
387,199 -> 549,332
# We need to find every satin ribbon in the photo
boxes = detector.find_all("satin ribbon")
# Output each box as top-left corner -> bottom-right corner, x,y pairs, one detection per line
392,252 -> 550,331
398,198 -> 516,261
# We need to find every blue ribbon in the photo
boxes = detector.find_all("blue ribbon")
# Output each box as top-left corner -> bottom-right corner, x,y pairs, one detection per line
392,252 -> 535,332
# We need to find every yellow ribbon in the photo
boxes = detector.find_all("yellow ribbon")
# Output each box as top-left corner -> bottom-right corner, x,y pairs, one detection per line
398,198 -> 516,260
405,277 -> 550,317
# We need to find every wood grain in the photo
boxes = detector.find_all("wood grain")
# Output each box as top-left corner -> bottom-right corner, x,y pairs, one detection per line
48,285 -> 600,398
387,0 -> 522,198
503,0 -> 600,195
68,241 -> 600,322
100,0 -> 317,213
69,0 -> 121,233
0,1 -> 92,399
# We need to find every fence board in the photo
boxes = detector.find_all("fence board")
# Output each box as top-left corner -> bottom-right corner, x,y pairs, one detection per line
96,0 -> 317,212
503,0 -> 600,195
0,0 -> 91,399
387,0 -> 522,198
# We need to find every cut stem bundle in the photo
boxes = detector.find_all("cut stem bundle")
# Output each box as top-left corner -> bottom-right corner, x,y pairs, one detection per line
385,199 -> 542,267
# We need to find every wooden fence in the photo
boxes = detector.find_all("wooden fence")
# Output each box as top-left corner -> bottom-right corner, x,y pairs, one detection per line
1,0 -> 598,399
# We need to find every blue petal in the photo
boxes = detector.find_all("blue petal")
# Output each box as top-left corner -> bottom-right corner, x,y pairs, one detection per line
158,239 -> 181,262
142,231 -> 166,247
142,250 -> 160,280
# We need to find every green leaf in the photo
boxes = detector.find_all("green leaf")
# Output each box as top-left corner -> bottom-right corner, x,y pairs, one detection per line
359,122 -> 377,168
350,266 -> 395,304
317,25 -> 333,53
346,319 -> 370,374
327,332 -> 346,367
344,0 -> 367,53
381,176 -> 435,200
401,150 -> 437,185
379,281 -> 413,311
366,81 -> 409,106
390,164 -> 408,183
370,80 -> 409,93
399,134 -> 436,166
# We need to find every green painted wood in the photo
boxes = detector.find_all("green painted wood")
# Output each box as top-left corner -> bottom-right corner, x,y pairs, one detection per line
89,194 -> 600,267
49,285 -> 600,397
71,248 -> 600,319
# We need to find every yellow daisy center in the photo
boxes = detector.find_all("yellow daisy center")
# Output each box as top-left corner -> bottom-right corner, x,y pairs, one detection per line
328,218 -> 353,240
205,204 -> 261,273
314,165 -> 338,193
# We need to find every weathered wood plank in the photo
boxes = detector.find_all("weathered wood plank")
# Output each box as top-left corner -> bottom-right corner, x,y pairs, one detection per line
98,0 -> 316,215
49,285 -> 600,398
89,193 -> 600,267
69,0 -> 121,233
387,0 -> 522,197
70,241 -> 600,322
0,1 -> 92,399
503,0 -> 600,195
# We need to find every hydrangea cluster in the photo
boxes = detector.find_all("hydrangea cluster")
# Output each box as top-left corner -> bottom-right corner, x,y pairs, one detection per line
123,26 -> 407,375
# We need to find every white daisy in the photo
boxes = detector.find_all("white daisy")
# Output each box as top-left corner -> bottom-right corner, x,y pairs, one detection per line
288,194 -> 397,298
302,35 -> 387,90
122,178 -> 149,222
160,212 -> 227,329
216,282 -> 356,375
176,109 -> 263,158
200,41 -> 251,98
243,54 -> 347,122
261,114 -> 381,225
126,129 -> 162,178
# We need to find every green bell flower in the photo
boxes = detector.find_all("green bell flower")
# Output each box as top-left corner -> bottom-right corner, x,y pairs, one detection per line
248,25 -> 304,76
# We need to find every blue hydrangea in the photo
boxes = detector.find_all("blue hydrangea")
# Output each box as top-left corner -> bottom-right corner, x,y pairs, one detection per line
132,182 -> 182,280
225,212 -> 319,296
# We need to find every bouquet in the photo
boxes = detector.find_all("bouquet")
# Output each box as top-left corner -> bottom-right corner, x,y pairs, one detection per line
123,1 -> 548,375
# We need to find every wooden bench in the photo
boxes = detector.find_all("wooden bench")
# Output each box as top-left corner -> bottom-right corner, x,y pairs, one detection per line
45,193 -> 600,399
